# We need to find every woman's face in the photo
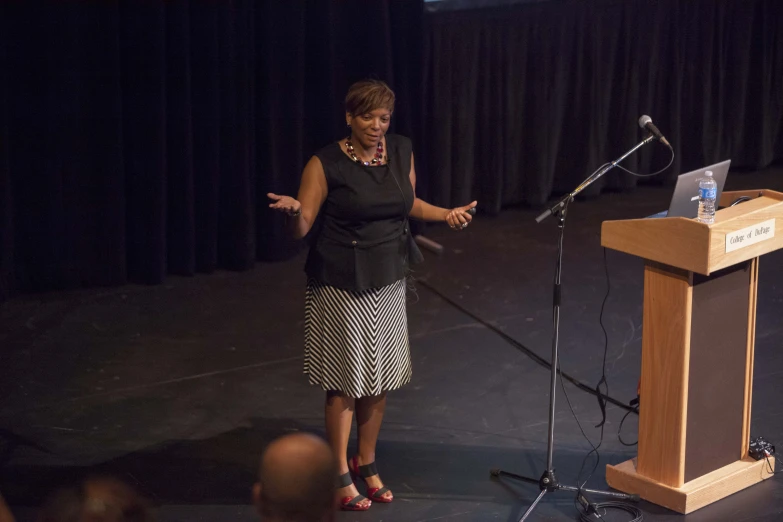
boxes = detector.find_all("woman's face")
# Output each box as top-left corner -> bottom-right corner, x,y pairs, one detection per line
347,108 -> 392,149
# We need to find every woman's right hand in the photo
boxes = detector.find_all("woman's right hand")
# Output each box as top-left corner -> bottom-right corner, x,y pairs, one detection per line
267,193 -> 302,216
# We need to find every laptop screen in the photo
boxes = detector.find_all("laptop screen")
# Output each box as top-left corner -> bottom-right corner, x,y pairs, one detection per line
666,160 -> 731,218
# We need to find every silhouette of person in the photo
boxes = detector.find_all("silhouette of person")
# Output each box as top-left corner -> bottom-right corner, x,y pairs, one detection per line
252,433 -> 337,522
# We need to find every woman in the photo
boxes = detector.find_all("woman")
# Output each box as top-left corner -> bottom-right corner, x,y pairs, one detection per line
268,79 -> 476,511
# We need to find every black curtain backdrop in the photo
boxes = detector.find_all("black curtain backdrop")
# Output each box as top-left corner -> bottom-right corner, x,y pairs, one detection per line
0,1 -> 424,301
423,0 -> 783,213
2,0 -> 782,302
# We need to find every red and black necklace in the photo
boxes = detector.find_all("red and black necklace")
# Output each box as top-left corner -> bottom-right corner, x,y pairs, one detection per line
345,137 -> 385,166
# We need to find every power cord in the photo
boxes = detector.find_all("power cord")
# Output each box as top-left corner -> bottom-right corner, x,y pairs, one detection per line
417,280 -> 638,415
578,497 -> 644,522
573,248 -> 613,490
618,406 -> 639,447
562,248 -> 642,521
764,454 -> 776,476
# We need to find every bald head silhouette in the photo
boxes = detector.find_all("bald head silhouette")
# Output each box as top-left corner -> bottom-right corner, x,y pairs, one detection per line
252,433 -> 336,522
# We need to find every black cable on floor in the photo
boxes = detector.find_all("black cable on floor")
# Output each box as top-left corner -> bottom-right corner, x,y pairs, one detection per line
618,408 -> 639,446
764,454 -> 777,476
579,501 -> 644,522
417,279 -> 638,414
569,248 -> 642,522
572,247 -> 613,493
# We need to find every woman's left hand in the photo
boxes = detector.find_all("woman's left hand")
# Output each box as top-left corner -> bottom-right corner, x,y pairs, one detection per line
446,201 -> 478,230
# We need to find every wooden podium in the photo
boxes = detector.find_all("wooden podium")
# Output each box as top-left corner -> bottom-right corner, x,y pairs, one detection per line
600,189 -> 781,513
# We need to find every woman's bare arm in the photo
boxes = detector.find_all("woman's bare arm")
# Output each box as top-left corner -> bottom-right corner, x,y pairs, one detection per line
268,156 -> 328,239
407,153 -> 476,227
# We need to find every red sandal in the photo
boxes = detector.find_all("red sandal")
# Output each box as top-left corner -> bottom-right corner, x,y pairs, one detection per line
350,456 -> 394,503
337,472 -> 371,511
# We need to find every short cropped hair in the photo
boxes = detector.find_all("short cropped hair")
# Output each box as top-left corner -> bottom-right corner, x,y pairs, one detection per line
345,80 -> 395,117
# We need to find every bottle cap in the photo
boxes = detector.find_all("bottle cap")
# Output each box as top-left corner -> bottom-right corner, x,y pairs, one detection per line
705,170 -> 713,177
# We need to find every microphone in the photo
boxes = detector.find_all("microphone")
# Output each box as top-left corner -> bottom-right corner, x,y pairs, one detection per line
638,115 -> 672,149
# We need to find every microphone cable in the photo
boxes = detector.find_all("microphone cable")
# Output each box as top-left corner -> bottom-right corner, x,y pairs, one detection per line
417,279 -> 639,415
614,145 -> 675,178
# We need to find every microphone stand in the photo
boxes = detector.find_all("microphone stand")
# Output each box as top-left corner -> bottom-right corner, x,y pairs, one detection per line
491,134 -> 654,521
535,135 -> 654,223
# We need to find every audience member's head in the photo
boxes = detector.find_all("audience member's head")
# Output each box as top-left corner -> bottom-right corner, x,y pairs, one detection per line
37,476 -> 153,522
252,433 -> 336,522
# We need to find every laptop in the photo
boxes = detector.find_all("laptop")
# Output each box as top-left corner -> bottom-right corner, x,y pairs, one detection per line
648,159 -> 731,218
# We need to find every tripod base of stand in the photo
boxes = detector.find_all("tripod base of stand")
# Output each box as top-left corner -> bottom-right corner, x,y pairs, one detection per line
491,468 -> 639,521
606,457 -> 775,514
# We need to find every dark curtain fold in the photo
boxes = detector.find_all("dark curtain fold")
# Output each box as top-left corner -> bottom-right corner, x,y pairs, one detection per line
0,0 -> 423,301
165,2 -> 196,276
424,0 -> 783,213
121,3 -> 168,283
0,9 -> 11,299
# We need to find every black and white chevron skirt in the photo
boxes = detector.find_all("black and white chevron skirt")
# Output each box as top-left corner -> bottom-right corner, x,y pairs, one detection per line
304,278 -> 412,398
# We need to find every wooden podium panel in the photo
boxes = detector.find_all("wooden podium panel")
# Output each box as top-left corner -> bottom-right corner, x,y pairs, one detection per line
601,190 -> 781,513
635,262 -> 692,486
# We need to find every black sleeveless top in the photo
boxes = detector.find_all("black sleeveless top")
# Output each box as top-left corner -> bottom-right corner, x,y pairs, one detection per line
305,134 -> 415,291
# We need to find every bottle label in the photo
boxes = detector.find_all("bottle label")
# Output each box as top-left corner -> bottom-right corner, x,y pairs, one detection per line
700,187 -> 716,199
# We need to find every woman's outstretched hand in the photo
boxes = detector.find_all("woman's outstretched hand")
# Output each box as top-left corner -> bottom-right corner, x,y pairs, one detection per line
446,201 -> 477,230
268,193 -> 302,216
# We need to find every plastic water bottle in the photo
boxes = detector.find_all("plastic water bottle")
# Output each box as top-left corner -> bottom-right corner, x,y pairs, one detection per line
698,170 -> 717,224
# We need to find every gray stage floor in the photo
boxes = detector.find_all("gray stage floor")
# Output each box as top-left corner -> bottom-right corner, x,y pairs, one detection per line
2,167 -> 782,521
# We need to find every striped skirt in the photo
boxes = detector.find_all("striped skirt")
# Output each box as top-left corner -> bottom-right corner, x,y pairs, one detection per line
304,278 -> 412,398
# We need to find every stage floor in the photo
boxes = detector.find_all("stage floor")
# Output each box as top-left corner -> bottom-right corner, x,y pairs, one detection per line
2,167 -> 782,521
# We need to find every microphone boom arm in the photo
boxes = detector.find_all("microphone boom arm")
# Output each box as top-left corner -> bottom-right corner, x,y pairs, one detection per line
535,134 -> 655,223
